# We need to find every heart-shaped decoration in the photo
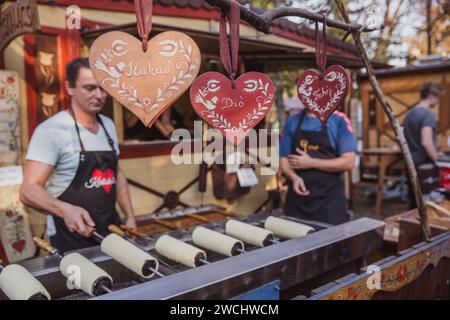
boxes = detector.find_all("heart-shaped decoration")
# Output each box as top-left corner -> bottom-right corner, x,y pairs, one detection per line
89,31 -> 201,127
89,169 -> 116,194
190,71 -> 275,144
297,65 -> 349,122
12,239 -> 26,253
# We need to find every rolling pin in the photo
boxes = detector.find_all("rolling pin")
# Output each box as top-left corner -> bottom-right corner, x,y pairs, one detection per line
86,227 -> 163,279
33,237 -> 112,296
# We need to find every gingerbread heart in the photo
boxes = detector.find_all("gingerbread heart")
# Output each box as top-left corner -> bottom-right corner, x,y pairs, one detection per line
190,71 -> 275,144
297,65 -> 349,122
89,31 -> 201,127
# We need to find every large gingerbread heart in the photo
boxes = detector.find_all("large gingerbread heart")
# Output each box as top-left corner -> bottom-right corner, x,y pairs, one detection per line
297,65 -> 349,122
190,71 -> 275,145
89,31 -> 201,127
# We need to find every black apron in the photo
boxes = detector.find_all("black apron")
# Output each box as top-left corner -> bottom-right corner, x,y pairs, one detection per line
50,110 -> 120,253
283,111 -> 348,225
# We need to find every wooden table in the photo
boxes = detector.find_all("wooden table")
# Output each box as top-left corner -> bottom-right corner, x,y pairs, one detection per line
362,147 -> 403,216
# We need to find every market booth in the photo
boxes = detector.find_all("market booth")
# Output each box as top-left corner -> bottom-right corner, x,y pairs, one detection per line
0,0 -> 364,257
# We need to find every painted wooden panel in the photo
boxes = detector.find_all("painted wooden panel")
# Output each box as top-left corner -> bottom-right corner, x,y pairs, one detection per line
0,71 -> 21,166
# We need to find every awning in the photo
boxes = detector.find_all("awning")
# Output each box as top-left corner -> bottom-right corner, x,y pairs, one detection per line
81,22 -> 390,69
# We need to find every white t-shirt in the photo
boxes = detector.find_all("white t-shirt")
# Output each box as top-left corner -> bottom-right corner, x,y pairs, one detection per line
25,110 -> 120,236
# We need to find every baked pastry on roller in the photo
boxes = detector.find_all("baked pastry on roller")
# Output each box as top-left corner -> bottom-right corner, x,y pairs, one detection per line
155,235 -> 206,268
100,233 -> 159,279
60,252 -> 112,297
225,220 -> 274,247
0,264 -> 51,300
192,226 -> 244,257
264,216 -> 315,239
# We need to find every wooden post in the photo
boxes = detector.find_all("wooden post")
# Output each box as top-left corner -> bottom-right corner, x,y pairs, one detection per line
334,0 -> 431,239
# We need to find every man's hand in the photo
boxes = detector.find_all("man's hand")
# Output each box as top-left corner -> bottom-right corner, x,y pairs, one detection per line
292,175 -> 310,196
56,201 -> 95,237
124,215 -> 137,229
288,148 -> 316,170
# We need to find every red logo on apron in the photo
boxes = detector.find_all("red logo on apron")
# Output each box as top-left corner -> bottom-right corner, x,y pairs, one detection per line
85,169 -> 116,193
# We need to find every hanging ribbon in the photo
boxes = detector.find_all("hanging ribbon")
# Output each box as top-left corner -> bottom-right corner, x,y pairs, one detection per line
219,0 -> 240,88
315,15 -> 328,77
134,0 -> 153,52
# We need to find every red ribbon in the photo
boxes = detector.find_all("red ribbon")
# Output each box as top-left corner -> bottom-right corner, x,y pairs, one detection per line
315,15 -> 328,77
219,0 -> 240,88
134,0 -> 153,52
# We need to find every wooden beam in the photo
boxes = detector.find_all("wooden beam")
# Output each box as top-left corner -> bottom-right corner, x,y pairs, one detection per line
334,0 -> 431,239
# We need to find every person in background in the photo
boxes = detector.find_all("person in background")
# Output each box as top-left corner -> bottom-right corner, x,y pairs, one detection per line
404,82 -> 443,206
279,108 -> 357,225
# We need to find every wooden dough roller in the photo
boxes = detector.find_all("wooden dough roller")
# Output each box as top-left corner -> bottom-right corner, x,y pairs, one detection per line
100,233 -> 159,279
0,264 -> 51,300
155,235 -> 206,268
264,216 -> 315,239
225,220 -> 274,247
60,252 -> 113,297
192,226 -> 244,257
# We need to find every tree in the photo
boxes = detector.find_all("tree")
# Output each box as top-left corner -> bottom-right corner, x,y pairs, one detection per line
243,0 -> 448,64
405,0 -> 449,61
240,0 -> 294,9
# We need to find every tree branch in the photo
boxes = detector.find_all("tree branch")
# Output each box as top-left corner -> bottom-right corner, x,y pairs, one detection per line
199,0 -> 429,237
333,0 -> 431,239
203,0 -> 380,34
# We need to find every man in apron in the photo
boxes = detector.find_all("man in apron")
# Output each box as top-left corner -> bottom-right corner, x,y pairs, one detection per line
403,82 -> 443,207
20,58 -> 136,253
279,109 -> 357,225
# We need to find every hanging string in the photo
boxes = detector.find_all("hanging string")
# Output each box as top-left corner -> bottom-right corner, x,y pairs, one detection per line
315,14 -> 328,78
219,0 -> 240,88
134,0 -> 153,52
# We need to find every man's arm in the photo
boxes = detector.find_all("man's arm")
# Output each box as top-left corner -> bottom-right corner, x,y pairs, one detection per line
116,164 -> 137,228
288,149 -> 356,173
280,157 -> 309,196
421,126 -> 438,163
19,160 -> 95,237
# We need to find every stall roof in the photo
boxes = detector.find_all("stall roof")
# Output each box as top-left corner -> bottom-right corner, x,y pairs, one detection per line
74,0 -> 360,56
358,60 -> 450,80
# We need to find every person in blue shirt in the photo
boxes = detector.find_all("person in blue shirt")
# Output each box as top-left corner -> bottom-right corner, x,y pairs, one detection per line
279,109 -> 357,225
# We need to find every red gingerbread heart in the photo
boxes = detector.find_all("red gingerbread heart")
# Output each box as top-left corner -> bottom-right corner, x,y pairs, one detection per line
86,169 -> 116,194
297,65 -> 349,122
12,239 -> 26,253
190,71 -> 275,144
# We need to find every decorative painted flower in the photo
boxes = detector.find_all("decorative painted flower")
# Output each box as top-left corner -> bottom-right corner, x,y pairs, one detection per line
346,286 -> 358,300
41,92 -> 56,107
143,97 -> 151,106
6,210 -> 14,218
38,52 -> 54,67
111,40 -> 129,57
158,40 -> 178,57
7,76 -> 15,84
397,266 -> 407,282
